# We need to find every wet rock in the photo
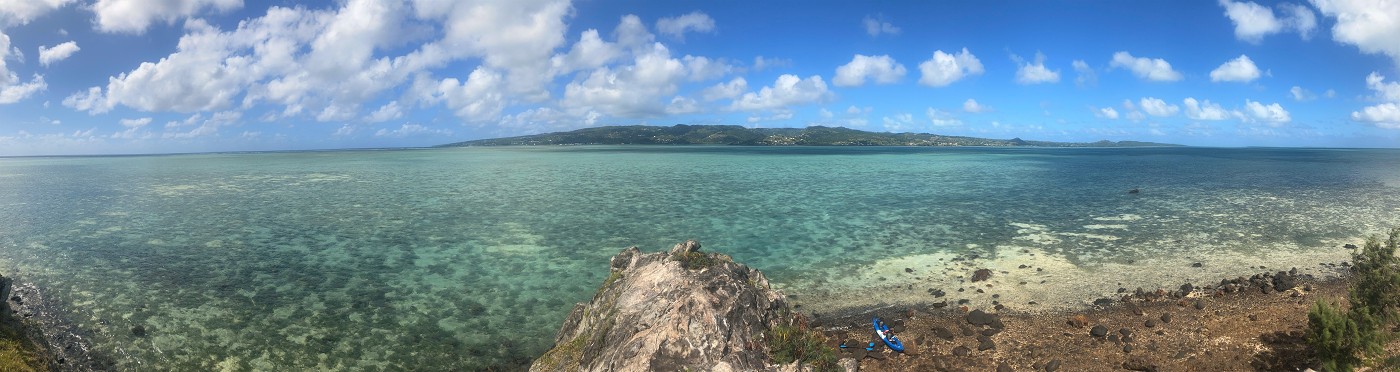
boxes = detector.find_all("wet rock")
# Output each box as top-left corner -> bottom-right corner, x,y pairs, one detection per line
131,325 -> 147,337
1093,298 -> 1114,306
1090,325 -> 1108,337
930,288 -> 946,298
1344,243 -> 1358,249
905,267 -> 914,273
1191,262 -> 1203,267
932,326 -> 955,341
1123,355 -> 1159,371
952,345 -> 970,356
971,269 -> 993,282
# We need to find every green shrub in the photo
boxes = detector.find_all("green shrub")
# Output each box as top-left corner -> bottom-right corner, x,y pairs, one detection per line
767,315 -> 838,372
673,251 -> 716,270
1307,300 -> 1376,372
1350,228 -> 1400,322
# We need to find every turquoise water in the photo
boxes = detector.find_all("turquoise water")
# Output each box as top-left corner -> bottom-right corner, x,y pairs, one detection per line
1,146 -> 1398,370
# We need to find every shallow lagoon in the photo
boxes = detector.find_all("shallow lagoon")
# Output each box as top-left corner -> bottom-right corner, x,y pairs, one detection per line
1,146 -> 1398,370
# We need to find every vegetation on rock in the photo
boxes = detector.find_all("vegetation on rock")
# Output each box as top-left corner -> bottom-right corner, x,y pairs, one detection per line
767,312 -> 838,372
1307,227 -> 1400,371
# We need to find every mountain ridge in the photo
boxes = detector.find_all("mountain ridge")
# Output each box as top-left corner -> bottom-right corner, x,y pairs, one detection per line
437,124 -> 1181,147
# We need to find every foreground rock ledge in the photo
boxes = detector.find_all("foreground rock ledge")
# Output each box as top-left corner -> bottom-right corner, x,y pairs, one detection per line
531,241 -> 789,372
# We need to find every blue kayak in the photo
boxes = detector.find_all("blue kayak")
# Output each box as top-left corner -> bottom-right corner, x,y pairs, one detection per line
872,317 -> 905,352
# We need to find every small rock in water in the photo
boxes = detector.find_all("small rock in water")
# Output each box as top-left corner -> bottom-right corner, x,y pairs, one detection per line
971,268 -> 993,282
1191,262 -> 1203,267
1344,243 -> 1358,249
905,268 -> 914,273
132,325 -> 148,337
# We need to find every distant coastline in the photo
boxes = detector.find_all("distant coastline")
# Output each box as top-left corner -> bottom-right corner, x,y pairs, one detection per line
436,124 -> 1182,148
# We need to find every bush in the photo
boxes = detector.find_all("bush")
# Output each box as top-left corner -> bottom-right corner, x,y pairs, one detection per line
673,251 -> 716,270
767,314 -> 838,372
1307,300 -> 1376,372
1307,227 -> 1400,370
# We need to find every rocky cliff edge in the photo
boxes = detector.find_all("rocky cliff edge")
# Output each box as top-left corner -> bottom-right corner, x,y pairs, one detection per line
530,241 -> 791,372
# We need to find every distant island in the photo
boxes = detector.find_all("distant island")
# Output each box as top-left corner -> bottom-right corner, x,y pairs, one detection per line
437,125 -> 1180,148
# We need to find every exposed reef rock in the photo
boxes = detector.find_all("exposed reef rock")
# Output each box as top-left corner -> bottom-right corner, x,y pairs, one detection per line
531,241 -> 790,372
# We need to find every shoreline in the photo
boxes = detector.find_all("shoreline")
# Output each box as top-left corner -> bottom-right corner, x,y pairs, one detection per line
6,279 -> 113,372
808,269 -> 1355,371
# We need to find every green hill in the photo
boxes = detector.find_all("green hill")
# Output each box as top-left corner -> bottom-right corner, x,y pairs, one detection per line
437,124 -> 1180,147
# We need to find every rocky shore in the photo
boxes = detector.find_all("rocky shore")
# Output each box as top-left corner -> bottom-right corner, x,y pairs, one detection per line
0,275 -> 110,372
534,241 -> 1387,371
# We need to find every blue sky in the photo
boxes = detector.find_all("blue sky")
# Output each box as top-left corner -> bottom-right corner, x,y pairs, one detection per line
1,0 -> 1398,155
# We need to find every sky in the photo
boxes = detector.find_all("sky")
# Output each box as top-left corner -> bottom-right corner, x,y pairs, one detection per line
0,0 -> 1398,155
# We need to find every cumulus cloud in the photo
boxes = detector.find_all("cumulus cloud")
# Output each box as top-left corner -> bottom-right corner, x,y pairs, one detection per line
1183,97 -> 1231,120
1095,107 -> 1120,119
1351,72 -> 1400,127
730,74 -> 831,111
1110,52 -> 1183,82
38,41 -> 79,66
656,11 -> 715,40
120,117 -> 152,128
561,43 -> 688,118
926,108 -> 962,127
862,15 -> 900,36
701,77 -> 747,101
1072,60 -> 1097,87
164,110 -> 241,138
0,32 -> 47,104
918,48 -> 983,87
375,123 -> 451,138
1244,99 -> 1291,125
1013,52 -> 1060,85
1139,97 -> 1180,117
1209,55 -> 1262,82
1290,86 -> 1317,101
832,54 -> 906,87
963,99 -> 990,113
0,0 -> 75,25
550,29 -> 623,74
93,0 -> 243,34
1218,0 -> 1317,43
366,101 -> 402,123
1311,0 -> 1400,68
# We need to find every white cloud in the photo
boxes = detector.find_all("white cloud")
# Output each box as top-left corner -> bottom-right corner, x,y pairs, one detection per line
682,55 -> 730,81
0,0 -> 74,25
1013,52 -> 1060,85
38,41 -> 79,66
882,113 -> 915,131
119,117 -> 152,128
832,54 -> 906,87
375,123 -> 450,138
926,108 -> 963,127
1109,52 -> 1183,82
1218,0 -> 1317,43
561,43 -> 687,117
656,11 -> 715,40
366,101 -> 402,123
731,74 -> 831,111
0,31 -> 47,104
1351,72 -> 1400,127
701,77 -> 747,101
164,110 -> 241,138
1072,60 -> 1096,87
1290,86 -> 1316,101
93,0 -> 243,34
1139,97 -> 1180,117
1209,55 -> 1262,82
1311,0 -> 1400,67
550,29 -> 623,74
751,56 -> 791,72
433,68 -> 505,122
918,48 -> 983,87
963,98 -> 990,113
862,15 -> 900,36
1096,107 -> 1120,119
1244,99 -> 1291,125
1183,97 -> 1231,120
665,96 -> 699,115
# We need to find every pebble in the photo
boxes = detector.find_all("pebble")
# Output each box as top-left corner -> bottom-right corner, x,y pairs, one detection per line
1045,359 -> 1061,371
1160,313 -> 1172,324
1144,319 -> 1158,328
1090,325 -> 1108,337
952,345 -> 970,356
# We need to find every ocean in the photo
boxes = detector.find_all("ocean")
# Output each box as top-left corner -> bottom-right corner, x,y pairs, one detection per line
1,146 -> 1398,370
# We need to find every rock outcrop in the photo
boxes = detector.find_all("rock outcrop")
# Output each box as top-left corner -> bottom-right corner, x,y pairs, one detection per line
530,241 -> 790,372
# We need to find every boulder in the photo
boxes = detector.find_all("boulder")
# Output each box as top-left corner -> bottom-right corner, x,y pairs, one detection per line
1090,325 -> 1108,337
965,309 -> 998,327
1272,272 -> 1296,292
971,269 -> 993,282
531,243 -> 786,372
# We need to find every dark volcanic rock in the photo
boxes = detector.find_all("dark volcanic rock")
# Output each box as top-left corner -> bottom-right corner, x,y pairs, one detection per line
930,288 -> 947,297
1045,359 -> 1062,371
952,345 -> 970,356
530,242 -> 784,372
1090,325 -> 1109,337
1160,313 -> 1172,324
977,335 -> 996,351
971,268 -> 993,282
1272,271 -> 1296,291
932,326 -> 955,341
966,309 -> 998,327
1123,355 -> 1159,371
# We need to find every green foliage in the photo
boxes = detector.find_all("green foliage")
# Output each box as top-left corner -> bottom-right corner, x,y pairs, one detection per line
1307,300 -> 1375,371
0,318 -> 40,372
673,251 -> 716,270
767,315 -> 839,372
1350,228 -> 1400,322
1307,227 -> 1400,371
440,124 -> 1181,148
